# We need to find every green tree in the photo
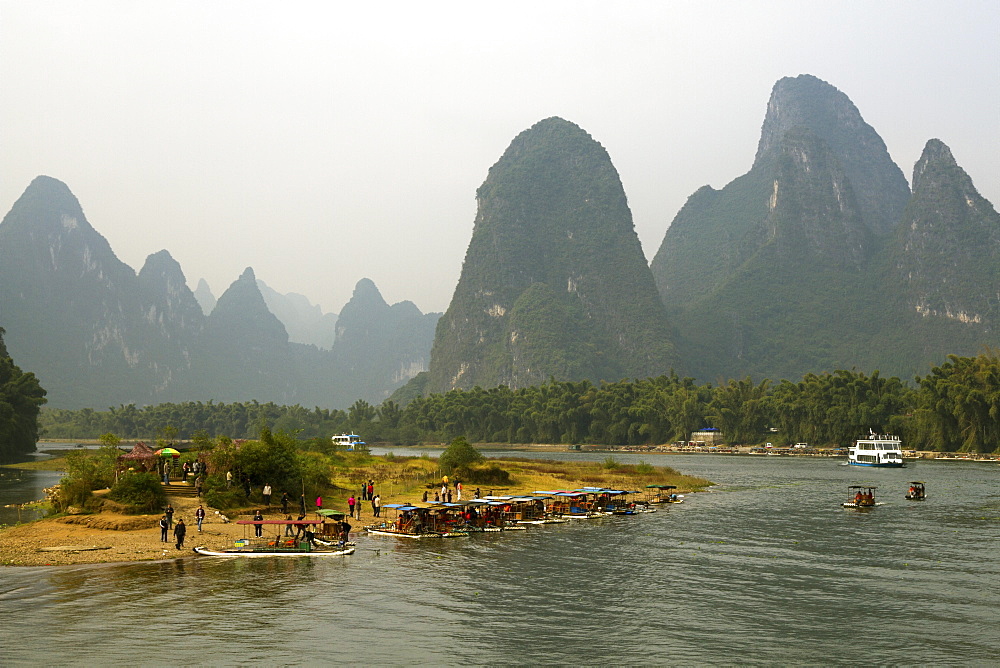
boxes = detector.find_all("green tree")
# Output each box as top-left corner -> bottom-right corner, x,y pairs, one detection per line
0,327 -> 47,460
438,436 -> 485,474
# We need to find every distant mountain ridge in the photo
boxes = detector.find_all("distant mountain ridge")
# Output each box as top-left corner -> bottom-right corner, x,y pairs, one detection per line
257,279 -> 338,350
650,74 -> 999,382
0,177 -> 437,408
4,76 -> 996,409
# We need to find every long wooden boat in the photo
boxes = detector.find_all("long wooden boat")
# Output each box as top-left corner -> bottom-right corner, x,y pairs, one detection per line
193,545 -> 355,557
575,487 -> 652,515
365,503 -> 470,538
645,484 -> 683,504
534,491 -> 606,519
193,518 -> 356,557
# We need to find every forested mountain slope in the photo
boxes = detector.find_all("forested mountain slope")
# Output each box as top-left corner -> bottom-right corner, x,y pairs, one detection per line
427,117 -> 674,393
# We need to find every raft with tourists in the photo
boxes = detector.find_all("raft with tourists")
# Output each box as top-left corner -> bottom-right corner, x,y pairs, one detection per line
842,485 -> 881,509
905,481 -> 926,500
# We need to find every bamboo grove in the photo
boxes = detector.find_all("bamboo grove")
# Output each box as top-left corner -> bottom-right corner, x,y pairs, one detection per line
38,353 -> 1000,453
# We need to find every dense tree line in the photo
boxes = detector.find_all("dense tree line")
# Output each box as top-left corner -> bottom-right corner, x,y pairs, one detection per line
0,327 -> 47,460
36,354 -> 1000,453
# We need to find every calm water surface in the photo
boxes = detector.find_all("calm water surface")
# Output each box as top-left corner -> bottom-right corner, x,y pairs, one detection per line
2,452 -> 998,665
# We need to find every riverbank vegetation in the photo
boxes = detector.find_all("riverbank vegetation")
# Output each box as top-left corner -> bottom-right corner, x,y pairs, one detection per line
0,327 -> 47,461
27,433 -> 711,519
35,352 -> 1000,453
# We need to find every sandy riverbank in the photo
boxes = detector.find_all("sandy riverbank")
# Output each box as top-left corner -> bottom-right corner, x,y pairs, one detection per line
1,454 -> 710,567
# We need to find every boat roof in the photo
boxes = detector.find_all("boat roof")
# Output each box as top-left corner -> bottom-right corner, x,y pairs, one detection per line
316,509 -> 347,518
847,485 -> 877,490
646,484 -> 677,489
908,481 -> 925,484
382,503 -> 418,511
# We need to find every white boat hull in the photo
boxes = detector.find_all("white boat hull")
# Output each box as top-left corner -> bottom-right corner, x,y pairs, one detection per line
193,546 -> 355,557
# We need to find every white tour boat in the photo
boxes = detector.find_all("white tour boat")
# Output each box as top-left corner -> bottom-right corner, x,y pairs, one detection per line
331,433 -> 365,451
848,433 -> 905,468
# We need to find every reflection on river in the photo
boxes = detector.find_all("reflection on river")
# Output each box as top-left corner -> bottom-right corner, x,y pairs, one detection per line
2,452 -> 998,665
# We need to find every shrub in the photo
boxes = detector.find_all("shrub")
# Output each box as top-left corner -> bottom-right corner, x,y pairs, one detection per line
635,461 -> 655,474
452,463 -> 512,486
204,487 -> 248,510
602,456 -> 619,470
56,478 -> 94,511
107,472 -> 167,514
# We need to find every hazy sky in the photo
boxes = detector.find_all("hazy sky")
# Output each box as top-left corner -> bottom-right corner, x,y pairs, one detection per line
2,1 -> 997,315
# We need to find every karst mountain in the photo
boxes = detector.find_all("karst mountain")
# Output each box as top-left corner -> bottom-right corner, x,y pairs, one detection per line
426,117 -> 675,393
3,76 -> 997,410
649,74 -> 999,382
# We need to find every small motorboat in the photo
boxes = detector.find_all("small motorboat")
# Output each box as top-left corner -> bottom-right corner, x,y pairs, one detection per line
905,481 -> 926,500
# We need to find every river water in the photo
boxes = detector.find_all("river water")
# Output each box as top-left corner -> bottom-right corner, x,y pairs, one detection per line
1,451 -> 998,665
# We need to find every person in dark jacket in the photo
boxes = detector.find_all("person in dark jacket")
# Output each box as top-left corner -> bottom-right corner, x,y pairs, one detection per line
174,519 -> 187,549
159,515 -> 169,542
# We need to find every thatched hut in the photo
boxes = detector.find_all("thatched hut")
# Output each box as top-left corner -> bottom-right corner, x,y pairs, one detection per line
117,441 -> 158,473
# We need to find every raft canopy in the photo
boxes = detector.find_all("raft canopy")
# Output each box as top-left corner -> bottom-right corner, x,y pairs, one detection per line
646,484 -> 677,490
383,503 -> 418,511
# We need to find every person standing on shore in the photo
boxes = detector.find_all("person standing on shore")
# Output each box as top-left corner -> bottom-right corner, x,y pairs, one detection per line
195,476 -> 204,498
159,515 -> 169,542
372,494 -> 381,517
281,491 -> 289,514
174,518 -> 186,549
263,484 -> 272,507
316,495 -> 323,510
347,495 -> 356,518
165,504 -> 174,529
253,509 -> 264,537
299,493 -> 307,515
226,471 -> 233,487
195,505 -> 206,532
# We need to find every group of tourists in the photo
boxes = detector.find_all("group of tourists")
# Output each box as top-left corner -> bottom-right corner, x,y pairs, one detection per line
158,503 -> 207,548
422,481 -> 472,505
346,493 -> 382,519
853,490 -> 875,505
